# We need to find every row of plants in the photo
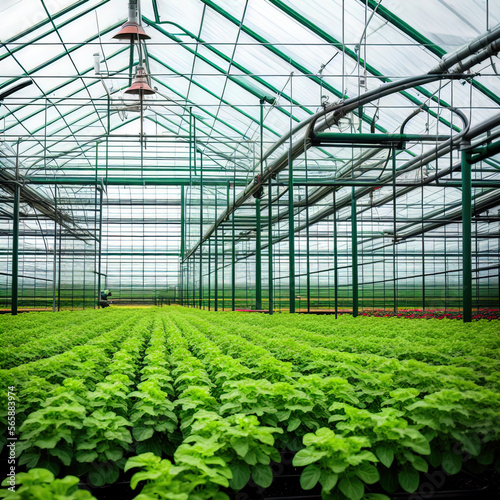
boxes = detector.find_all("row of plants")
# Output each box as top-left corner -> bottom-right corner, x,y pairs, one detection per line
202,311 -> 498,392
174,310 -> 500,495
1,307 -> 498,500
0,310 -> 136,369
14,313 -> 152,484
218,310 -> 499,373
358,309 -> 500,321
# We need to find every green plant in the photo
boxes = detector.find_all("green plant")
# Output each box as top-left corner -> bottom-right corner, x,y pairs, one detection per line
293,428 -> 384,500
0,468 -> 97,499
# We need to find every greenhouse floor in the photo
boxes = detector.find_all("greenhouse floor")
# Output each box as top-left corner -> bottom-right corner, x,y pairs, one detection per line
1,307 -> 498,499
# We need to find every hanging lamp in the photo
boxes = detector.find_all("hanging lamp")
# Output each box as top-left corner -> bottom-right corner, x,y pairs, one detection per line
113,0 -> 150,41
124,66 -> 155,95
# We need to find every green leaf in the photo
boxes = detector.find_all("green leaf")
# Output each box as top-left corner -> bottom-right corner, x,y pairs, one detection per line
477,448 -> 494,465
442,451 -> 462,475
355,463 -> 379,484
365,495 -> 391,500
231,438 -> 249,458
18,452 -> 40,468
133,427 -> 154,442
50,447 -> 72,466
300,464 -> 321,490
339,476 -> 364,500
252,464 -> 273,488
34,436 -> 60,449
89,468 -> 106,487
379,468 -> 398,493
460,435 -> 481,456
102,463 -> 120,484
76,450 -> 98,463
375,444 -> 394,468
229,462 -> 250,490
287,417 -> 301,432
293,448 -> 326,466
398,467 -> 420,493
411,456 -> 428,473
428,448 -> 442,468
105,448 -> 123,462
320,470 -> 338,492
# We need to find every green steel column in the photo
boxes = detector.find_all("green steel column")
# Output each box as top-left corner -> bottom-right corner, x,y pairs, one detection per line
215,188 -> 219,311
333,190 -> 338,319
288,153 -> 295,314
94,143 -> 98,309
180,185 -> 185,306
57,216 -> 62,312
256,99 -> 264,310
97,187 -> 103,309
306,176 -> 310,312
52,187 -> 57,312
288,78 -> 295,313
268,177 -> 273,315
256,198 -> 262,309
231,181 -> 236,311
199,151 -> 203,310
392,148 -> 398,313
185,263 -> 189,308
208,239 -> 211,311
351,187 -> 358,317
461,146 -> 472,323
180,186 -> 185,258
11,141 -> 20,315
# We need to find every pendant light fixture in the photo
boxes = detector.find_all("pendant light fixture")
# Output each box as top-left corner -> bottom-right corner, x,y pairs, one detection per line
124,66 -> 155,95
113,0 -> 150,41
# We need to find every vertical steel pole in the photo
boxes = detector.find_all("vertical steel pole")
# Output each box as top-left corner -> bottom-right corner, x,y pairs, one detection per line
231,181 -> 236,311
215,188 -> 219,311
180,185 -> 185,305
57,215 -> 62,312
52,187 -> 57,312
97,187 -> 103,308
288,75 -> 295,313
288,164 -> 295,312
208,239 -> 211,311
268,177 -> 273,315
392,148 -> 398,313
256,198 -> 262,310
256,99 -> 265,310
94,144 -> 98,309
11,140 -> 20,315
351,187 -> 358,317
333,189 -> 338,319
461,145 -> 472,322
306,178 -> 310,313
199,152 -> 203,310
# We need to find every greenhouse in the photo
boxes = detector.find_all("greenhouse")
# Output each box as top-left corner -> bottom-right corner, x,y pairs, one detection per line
0,0 -> 499,499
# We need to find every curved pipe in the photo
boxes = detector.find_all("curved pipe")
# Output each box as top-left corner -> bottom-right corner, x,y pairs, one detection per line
183,73 -> 471,260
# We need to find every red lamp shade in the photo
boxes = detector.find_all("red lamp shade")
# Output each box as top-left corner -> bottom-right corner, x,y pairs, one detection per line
124,67 -> 155,95
113,21 -> 151,41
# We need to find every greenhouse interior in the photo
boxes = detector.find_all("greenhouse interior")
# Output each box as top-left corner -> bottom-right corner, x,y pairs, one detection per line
0,0 -> 499,499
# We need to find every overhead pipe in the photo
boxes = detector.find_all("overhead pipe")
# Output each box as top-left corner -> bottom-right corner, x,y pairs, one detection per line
428,23 -> 500,74
293,110 -> 499,234
269,105 -> 469,230
450,39 -> 500,74
183,72 -> 469,260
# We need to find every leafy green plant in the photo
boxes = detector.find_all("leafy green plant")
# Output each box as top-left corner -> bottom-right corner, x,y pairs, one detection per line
187,410 -> 282,490
293,428 -> 384,500
0,468 -> 96,499
126,450 -> 231,500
